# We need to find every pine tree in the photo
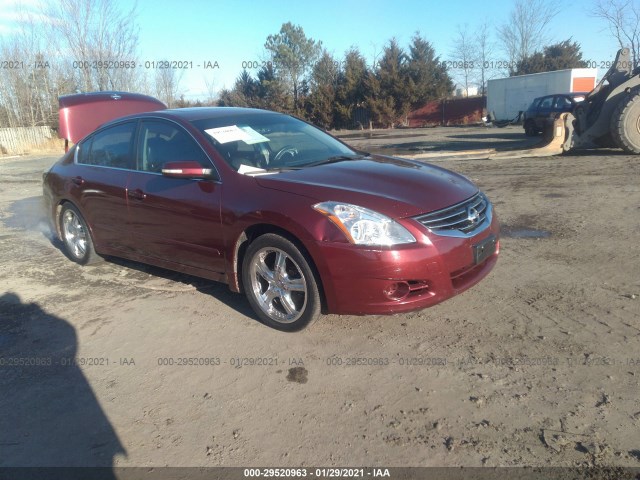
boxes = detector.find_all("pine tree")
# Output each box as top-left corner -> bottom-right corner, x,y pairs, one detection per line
407,33 -> 453,106
335,48 -> 369,128
512,39 -> 587,75
264,23 -> 322,114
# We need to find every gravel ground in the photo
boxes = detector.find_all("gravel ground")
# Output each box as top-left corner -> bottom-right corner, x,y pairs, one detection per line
1,126 -> 639,472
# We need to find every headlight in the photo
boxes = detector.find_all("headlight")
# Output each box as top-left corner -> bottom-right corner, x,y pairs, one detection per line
313,202 -> 416,246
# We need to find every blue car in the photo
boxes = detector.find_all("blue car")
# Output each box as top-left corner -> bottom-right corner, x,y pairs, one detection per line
523,93 -> 587,136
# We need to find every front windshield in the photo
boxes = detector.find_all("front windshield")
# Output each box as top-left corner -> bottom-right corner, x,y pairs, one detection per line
191,112 -> 357,172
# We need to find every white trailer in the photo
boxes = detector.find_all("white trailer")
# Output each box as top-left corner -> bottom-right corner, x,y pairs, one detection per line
487,68 -> 597,121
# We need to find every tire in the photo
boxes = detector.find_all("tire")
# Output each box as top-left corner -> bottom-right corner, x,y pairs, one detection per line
524,120 -> 537,136
611,91 -> 640,153
59,203 -> 101,265
242,233 -> 321,331
610,93 -> 630,149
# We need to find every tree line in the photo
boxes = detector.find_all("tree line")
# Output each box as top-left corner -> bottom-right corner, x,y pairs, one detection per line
218,25 -> 452,129
1,0 -> 639,130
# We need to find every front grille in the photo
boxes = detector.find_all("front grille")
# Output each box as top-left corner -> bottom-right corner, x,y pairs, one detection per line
414,192 -> 490,236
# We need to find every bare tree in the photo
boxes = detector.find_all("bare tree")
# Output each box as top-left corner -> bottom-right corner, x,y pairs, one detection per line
497,0 -> 557,74
45,0 -> 139,91
0,5 -> 67,128
203,77 -> 217,106
154,66 -> 184,108
0,0 -> 142,128
593,0 -> 640,67
451,24 -> 475,96
474,21 -> 494,96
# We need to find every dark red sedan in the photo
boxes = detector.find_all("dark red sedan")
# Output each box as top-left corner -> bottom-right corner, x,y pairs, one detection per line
43,92 -> 499,331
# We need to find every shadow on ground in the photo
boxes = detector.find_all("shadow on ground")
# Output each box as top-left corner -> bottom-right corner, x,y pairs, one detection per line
0,292 -> 125,473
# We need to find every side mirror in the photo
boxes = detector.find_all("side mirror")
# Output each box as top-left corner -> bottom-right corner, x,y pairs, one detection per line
161,161 -> 214,179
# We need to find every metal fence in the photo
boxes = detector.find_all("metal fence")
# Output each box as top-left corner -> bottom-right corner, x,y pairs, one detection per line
0,126 -> 55,155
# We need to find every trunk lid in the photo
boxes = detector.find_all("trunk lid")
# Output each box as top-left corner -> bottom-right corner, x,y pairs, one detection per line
58,91 -> 166,145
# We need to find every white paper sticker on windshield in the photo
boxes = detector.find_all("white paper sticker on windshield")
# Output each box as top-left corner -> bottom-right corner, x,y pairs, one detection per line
205,125 -> 270,145
239,126 -> 270,144
205,125 -> 251,144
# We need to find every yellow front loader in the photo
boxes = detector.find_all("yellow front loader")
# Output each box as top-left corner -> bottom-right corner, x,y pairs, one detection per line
408,48 -> 640,161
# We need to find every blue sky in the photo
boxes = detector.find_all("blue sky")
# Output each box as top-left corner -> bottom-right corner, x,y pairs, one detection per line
0,0 -> 625,99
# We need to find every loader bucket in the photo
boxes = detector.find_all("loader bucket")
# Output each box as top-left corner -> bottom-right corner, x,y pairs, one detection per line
403,113 -> 570,161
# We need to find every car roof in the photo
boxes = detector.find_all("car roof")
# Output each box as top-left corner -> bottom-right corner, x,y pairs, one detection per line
109,106 -> 285,124
534,92 -> 589,101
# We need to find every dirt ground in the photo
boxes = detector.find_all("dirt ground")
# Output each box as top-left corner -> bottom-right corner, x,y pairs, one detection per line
1,125 -> 639,471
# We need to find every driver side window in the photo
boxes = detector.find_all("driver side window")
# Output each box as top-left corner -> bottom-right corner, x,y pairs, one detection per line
554,96 -> 572,109
539,97 -> 554,109
137,120 -> 211,173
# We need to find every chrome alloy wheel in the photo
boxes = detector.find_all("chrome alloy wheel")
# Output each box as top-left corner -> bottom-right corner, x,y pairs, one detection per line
248,247 -> 308,323
62,209 -> 88,260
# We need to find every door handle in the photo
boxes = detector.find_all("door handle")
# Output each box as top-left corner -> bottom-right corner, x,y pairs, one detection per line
127,188 -> 147,200
71,176 -> 84,185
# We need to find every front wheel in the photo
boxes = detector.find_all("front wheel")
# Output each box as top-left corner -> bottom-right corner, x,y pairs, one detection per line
59,203 -> 101,265
524,120 -> 537,136
242,234 -> 321,331
611,91 -> 640,153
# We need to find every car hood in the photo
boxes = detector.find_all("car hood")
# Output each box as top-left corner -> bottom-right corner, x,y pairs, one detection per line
254,155 -> 478,218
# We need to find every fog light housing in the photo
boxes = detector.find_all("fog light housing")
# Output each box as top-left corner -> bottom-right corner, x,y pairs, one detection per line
383,281 -> 410,301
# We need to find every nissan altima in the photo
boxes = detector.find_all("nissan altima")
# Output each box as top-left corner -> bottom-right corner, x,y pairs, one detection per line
43,92 -> 499,331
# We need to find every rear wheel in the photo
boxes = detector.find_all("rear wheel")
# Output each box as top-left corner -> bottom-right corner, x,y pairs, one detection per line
242,234 -> 321,331
59,203 -> 101,265
611,91 -> 640,153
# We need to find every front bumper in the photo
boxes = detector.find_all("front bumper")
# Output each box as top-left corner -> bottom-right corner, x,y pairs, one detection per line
314,214 -> 500,315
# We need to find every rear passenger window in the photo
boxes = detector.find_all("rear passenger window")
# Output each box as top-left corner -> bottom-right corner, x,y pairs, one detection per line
77,122 -> 136,169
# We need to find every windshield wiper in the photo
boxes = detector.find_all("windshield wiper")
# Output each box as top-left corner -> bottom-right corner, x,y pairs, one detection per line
238,163 -> 302,175
301,154 -> 369,168
264,166 -> 302,172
